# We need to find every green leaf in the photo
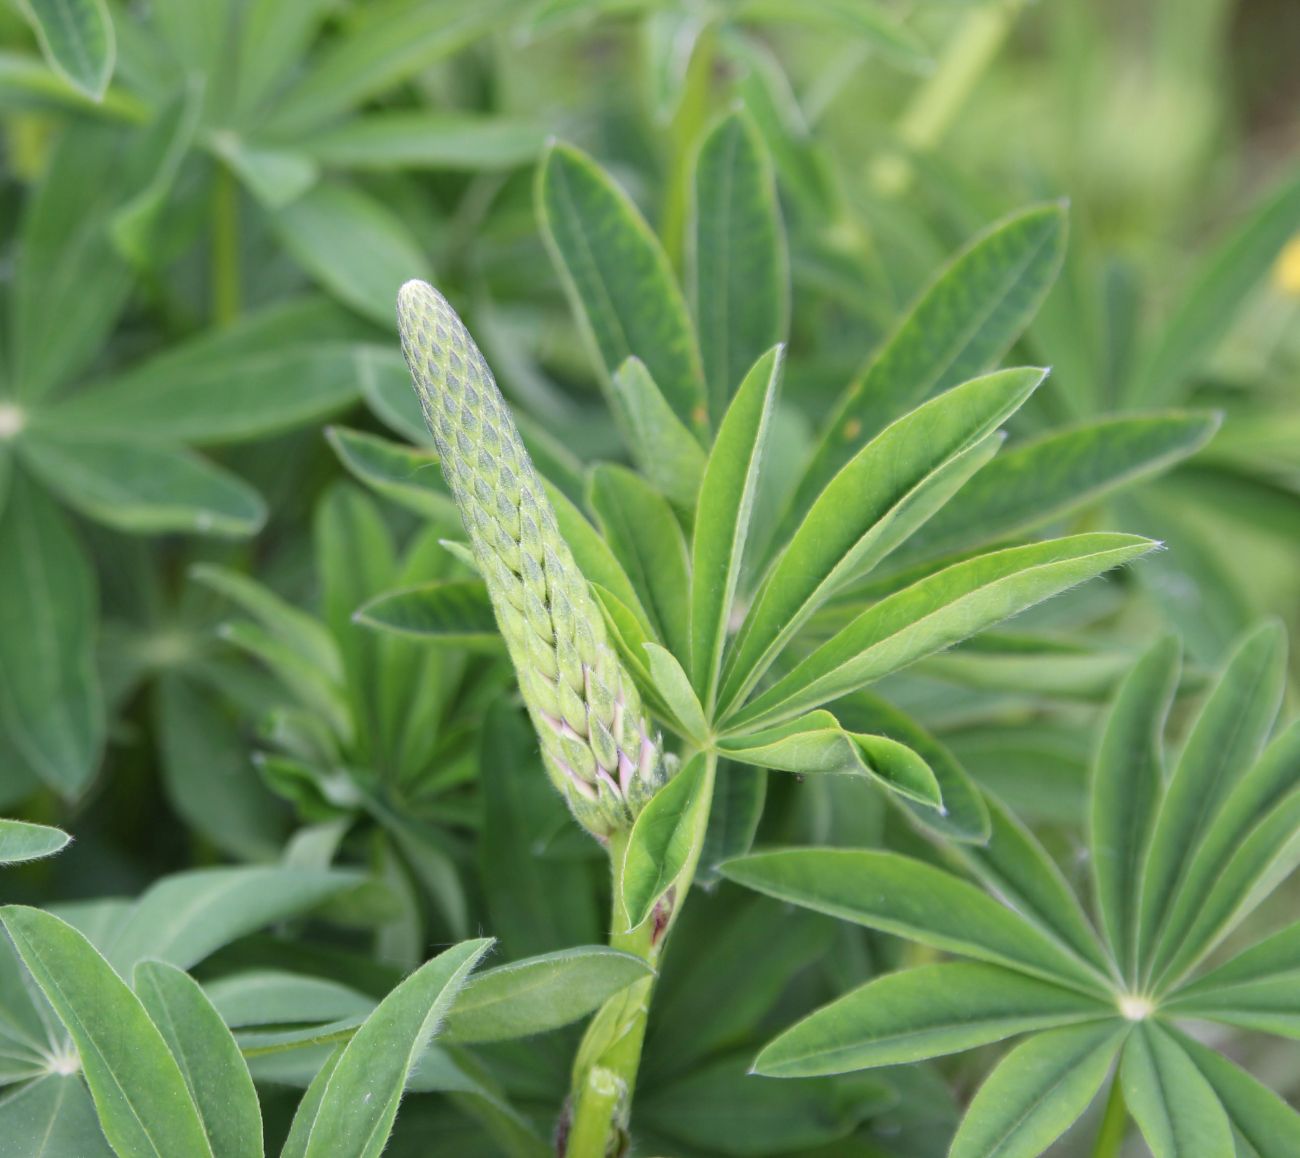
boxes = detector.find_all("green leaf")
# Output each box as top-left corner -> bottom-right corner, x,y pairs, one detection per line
354,580 -> 499,649
206,970 -> 374,1029
833,693 -> 990,842
0,473 -> 102,797
441,947 -> 651,1044
0,906 -> 214,1158
889,411 -> 1221,569
134,961 -> 264,1158
279,1047 -> 343,1158
13,120 -> 133,401
690,346 -> 783,704
644,642 -> 708,742
0,819 -> 70,864
1121,1023 -> 1233,1158
326,426 -> 457,521
639,1053 -> 888,1156
291,938 -> 493,1158
190,564 -> 340,680
217,620 -> 352,740
949,1022 -> 1128,1158
1171,918 -> 1300,1002
690,107 -> 788,423
537,140 -> 708,432
609,357 -> 707,511
1137,623 -> 1288,970
546,481 -> 652,636
1133,164 -> 1300,406
956,793 -> 1111,978
478,699 -> 602,959
1159,789 -> 1300,987
22,435 -> 265,537
620,753 -> 714,931
0,1074 -> 113,1157
590,464 -> 691,659
1090,635 -> 1180,983
736,0 -> 927,69
754,962 -> 1109,1077
1174,1031 -> 1300,1156
720,366 -> 1042,712
233,0 -> 334,117
721,849 -> 1106,991
212,135 -> 318,209
104,866 -> 360,973
717,710 -> 941,807
272,181 -> 432,328
45,306 -> 373,444
785,203 -> 1066,527
266,0 -> 509,135
18,0 -> 114,99
301,111 -> 545,170
727,534 -> 1155,731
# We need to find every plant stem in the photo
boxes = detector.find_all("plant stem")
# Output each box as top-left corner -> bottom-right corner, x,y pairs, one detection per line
211,162 -> 241,325
563,755 -> 717,1156
1091,1076 -> 1128,1158
871,0 -> 1028,196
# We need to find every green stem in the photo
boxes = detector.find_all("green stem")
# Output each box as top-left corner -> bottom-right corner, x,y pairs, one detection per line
211,163 -> 241,325
871,0 -> 1027,196
563,755 -> 717,1156
1091,1076 -> 1128,1158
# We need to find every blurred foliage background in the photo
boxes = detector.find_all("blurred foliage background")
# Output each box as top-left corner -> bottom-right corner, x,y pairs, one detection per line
0,0 -> 1297,1152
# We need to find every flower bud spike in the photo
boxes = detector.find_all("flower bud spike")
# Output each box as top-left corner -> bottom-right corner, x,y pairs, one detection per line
397,280 -> 672,837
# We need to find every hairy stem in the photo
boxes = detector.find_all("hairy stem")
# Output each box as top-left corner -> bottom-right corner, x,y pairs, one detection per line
563,754 -> 717,1155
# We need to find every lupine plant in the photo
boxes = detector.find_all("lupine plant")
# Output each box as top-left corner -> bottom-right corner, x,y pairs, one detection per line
2,1 -> 1299,1156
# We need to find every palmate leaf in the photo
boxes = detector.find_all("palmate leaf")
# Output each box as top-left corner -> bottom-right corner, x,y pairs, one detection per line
0,906 -> 215,1158
0,473 -> 103,798
300,111 -> 545,171
284,937 -> 493,1158
718,366 -> 1044,714
720,849 -> 1107,992
272,181 -> 432,328
886,410 -> 1220,571
752,962 -> 1111,1077
1090,635 -> 1181,983
609,358 -> 707,511
21,434 -> 266,537
780,202 -> 1067,532
690,347 -> 782,705
689,106 -> 789,423
724,533 -> 1155,731
949,1022 -> 1128,1158
1135,621 -> 1287,980
134,961 -> 264,1158
1174,1030 -> 1300,1157
327,426 -> 457,521
1120,1023 -> 1234,1158
538,140 -> 709,434
589,464 -> 692,660
0,1074 -> 113,1157
355,580 -> 499,649
45,299 -> 375,445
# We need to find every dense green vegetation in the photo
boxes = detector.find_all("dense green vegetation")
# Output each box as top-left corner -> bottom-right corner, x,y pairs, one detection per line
0,1 -> 1297,1155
